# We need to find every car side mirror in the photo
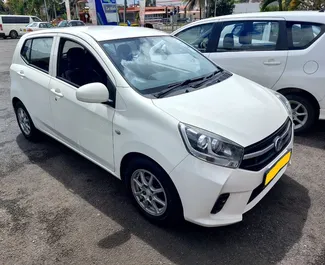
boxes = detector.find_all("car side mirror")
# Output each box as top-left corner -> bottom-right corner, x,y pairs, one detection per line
76,83 -> 109,103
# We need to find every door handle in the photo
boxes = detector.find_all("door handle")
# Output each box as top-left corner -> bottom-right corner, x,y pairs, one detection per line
51,88 -> 64,97
17,70 -> 25,77
263,60 -> 281,66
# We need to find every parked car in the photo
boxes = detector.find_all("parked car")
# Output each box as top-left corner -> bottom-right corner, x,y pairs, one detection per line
10,26 -> 293,227
57,20 -> 85,27
0,15 -> 42,39
20,22 -> 53,34
173,11 -> 325,133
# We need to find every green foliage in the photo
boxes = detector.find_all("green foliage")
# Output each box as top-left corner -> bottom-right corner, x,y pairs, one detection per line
261,3 -> 280,11
0,0 -> 9,14
208,0 -> 235,17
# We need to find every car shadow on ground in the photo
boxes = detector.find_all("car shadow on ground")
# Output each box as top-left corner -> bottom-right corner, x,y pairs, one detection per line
16,133 -> 311,265
295,120 -> 325,150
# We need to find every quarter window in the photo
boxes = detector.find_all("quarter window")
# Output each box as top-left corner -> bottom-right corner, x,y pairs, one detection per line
287,22 -> 324,49
175,23 -> 214,52
217,21 -> 280,52
21,37 -> 53,73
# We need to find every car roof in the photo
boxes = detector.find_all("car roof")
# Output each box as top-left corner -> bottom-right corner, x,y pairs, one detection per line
191,11 -> 325,24
26,26 -> 168,41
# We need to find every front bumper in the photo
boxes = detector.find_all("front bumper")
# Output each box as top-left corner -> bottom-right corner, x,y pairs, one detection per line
170,135 -> 294,227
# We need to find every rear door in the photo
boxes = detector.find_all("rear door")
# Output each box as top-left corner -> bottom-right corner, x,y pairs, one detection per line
10,34 -> 55,132
207,17 -> 288,89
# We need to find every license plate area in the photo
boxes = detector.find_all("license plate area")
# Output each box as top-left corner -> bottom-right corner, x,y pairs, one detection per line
264,150 -> 292,186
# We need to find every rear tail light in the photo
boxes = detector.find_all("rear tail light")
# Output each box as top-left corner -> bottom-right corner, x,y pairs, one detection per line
0,24 -> 3,31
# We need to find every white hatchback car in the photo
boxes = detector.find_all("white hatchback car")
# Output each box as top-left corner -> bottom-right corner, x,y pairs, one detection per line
11,27 -> 293,227
20,22 -> 53,34
173,11 -> 325,133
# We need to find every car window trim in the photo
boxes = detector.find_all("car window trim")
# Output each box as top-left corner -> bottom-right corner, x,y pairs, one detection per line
286,21 -> 325,50
214,19 -> 286,53
55,36 -> 116,108
20,36 -> 54,74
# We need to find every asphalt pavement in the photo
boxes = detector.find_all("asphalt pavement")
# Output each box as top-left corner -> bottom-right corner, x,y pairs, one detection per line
1,39 -> 325,265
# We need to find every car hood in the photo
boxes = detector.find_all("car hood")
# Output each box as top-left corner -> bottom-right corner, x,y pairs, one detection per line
152,74 -> 288,147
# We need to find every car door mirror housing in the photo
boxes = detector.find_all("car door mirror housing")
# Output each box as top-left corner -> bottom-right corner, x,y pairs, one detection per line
76,83 -> 109,103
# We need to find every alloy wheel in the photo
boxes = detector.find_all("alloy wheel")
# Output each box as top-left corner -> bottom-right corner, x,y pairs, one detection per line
290,100 -> 309,130
131,169 -> 167,217
17,107 -> 31,135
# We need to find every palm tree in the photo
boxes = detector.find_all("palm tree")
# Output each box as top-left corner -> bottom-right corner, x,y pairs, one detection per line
183,0 -> 206,19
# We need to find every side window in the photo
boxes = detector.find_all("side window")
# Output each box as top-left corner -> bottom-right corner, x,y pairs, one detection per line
21,39 -> 32,62
21,38 -> 53,72
59,40 -> 105,87
70,21 -> 77,26
57,38 -> 115,104
30,38 -> 53,72
175,23 -> 214,52
217,21 -> 280,52
287,22 -> 324,49
39,23 -> 46,28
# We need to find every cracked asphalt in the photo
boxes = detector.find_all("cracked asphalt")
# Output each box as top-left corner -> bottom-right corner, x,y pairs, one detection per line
1,39 -> 325,265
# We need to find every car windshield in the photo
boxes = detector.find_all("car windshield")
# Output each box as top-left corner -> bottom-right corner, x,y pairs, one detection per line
100,36 -> 220,95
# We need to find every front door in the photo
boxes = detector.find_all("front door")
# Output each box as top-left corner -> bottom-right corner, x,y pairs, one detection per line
49,36 -> 116,171
207,19 -> 288,89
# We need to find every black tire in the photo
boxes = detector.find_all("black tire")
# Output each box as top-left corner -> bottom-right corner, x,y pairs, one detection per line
124,157 -> 183,226
285,94 -> 317,134
9,30 -> 18,39
3,35 -> 7,39
13,101 -> 39,141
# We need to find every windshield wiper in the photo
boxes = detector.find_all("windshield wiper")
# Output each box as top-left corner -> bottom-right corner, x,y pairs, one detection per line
190,70 -> 222,88
155,70 -> 222,98
155,77 -> 204,98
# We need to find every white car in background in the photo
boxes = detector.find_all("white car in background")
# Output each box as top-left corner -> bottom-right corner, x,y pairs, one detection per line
173,11 -> 325,133
20,22 -> 53,34
0,15 -> 42,39
10,27 -> 293,227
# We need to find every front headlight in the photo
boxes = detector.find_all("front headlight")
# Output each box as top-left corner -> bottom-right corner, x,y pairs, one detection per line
271,90 -> 292,118
179,123 -> 244,168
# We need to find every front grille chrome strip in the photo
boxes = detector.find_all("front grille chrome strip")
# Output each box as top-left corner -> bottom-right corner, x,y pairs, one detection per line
242,121 -> 292,160
243,143 -> 274,160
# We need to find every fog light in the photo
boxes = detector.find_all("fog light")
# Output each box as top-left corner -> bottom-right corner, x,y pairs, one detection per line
211,193 -> 230,214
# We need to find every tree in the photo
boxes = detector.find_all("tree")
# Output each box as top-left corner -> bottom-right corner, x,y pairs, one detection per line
208,0 -> 235,17
0,0 -> 9,14
183,0 -> 205,19
261,0 -> 325,11
6,0 -> 43,16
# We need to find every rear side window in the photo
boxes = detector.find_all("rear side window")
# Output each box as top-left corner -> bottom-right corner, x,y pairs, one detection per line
217,20 -> 280,52
287,22 -> 325,49
175,23 -> 214,52
20,37 -> 53,73
2,16 -> 30,24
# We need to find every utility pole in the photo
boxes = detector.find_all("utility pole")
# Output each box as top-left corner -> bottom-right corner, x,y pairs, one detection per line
214,0 -> 217,17
43,0 -> 49,21
124,0 -> 127,23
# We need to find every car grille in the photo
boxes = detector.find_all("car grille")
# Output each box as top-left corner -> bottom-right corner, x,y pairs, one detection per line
239,118 -> 292,172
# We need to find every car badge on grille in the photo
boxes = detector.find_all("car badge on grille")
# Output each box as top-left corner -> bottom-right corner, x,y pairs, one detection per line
274,136 -> 284,152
